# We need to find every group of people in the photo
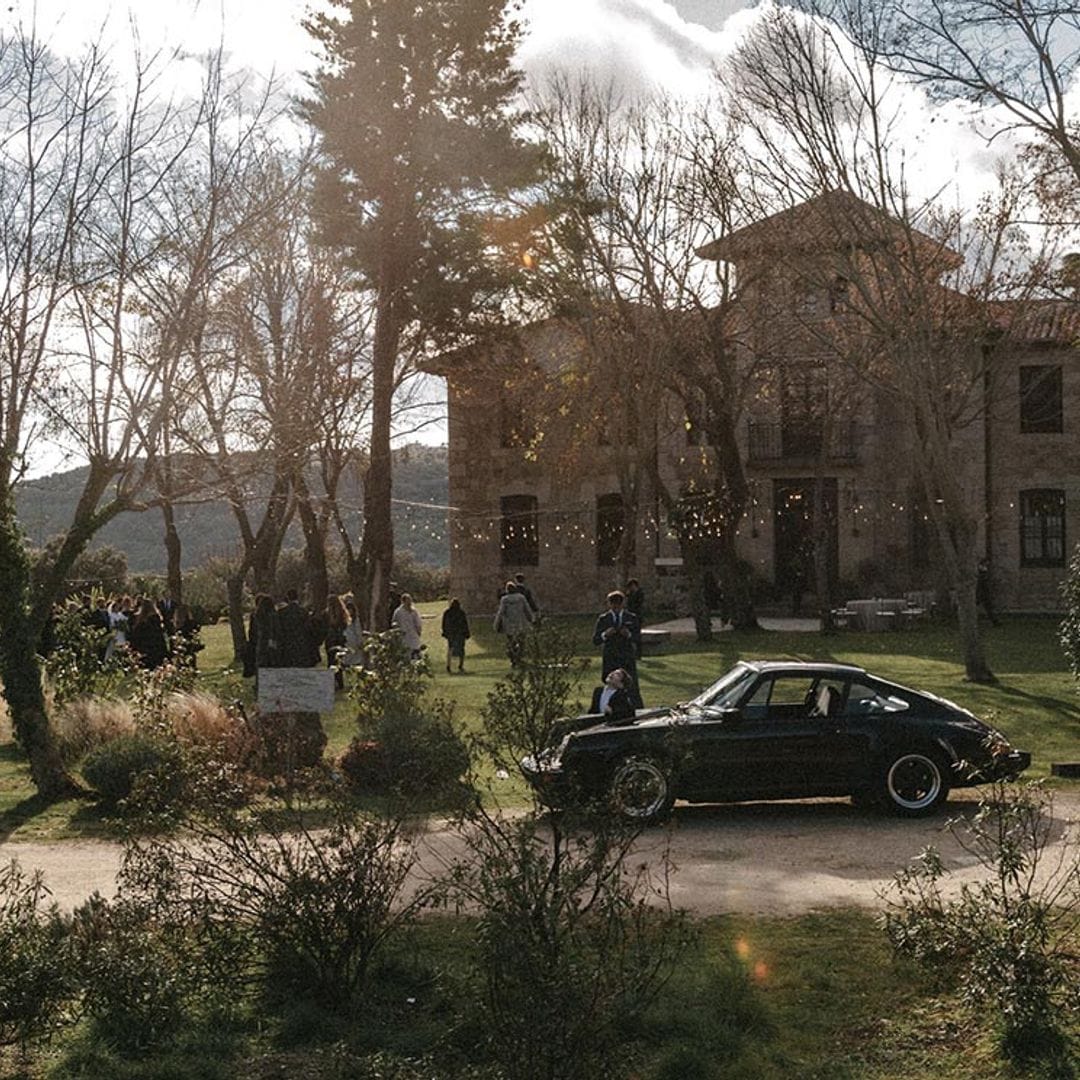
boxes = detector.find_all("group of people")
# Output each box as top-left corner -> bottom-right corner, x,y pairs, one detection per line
244,588 -> 476,684
77,592 -> 202,671
245,589 -> 366,688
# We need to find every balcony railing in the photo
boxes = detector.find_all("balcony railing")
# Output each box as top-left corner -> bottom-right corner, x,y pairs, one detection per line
747,420 -> 858,462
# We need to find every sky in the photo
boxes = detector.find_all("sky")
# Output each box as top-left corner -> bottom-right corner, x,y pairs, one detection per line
4,0 -> 1053,464
6,0 -> 1014,206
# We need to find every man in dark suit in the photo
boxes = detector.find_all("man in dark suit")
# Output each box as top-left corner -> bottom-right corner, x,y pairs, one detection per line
589,667 -> 636,722
592,590 -> 642,707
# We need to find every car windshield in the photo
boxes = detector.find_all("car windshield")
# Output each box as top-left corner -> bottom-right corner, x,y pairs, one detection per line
689,664 -> 758,710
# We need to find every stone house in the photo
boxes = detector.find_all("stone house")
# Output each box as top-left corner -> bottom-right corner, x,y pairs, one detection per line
423,192 -> 1080,616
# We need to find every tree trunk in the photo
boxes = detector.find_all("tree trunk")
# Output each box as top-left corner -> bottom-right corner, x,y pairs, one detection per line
719,537 -> 759,631
680,538 -> 716,643
226,572 -> 248,665
162,500 -> 183,600
955,560 -> 994,683
0,495 -> 81,800
296,495 -> 329,612
360,280 -> 400,632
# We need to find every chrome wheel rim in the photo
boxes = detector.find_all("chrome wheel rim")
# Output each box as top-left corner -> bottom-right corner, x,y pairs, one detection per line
611,759 -> 668,819
886,753 -> 943,811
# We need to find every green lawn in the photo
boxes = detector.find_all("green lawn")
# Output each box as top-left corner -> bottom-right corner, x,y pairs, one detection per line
0,613 -> 1076,1077
0,609 -> 1077,840
8,908 -> 1071,1079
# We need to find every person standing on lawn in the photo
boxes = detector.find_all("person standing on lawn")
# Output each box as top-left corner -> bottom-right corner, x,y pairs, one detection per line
593,589 -> 642,707
440,597 -> 471,673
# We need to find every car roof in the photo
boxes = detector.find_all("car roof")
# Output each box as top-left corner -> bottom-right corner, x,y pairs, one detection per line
741,660 -> 868,676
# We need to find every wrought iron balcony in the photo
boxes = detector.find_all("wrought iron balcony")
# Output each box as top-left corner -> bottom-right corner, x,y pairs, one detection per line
747,420 -> 858,462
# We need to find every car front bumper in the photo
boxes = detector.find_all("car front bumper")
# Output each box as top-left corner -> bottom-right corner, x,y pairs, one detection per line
520,753 -> 576,804
961,748 -> 1031,783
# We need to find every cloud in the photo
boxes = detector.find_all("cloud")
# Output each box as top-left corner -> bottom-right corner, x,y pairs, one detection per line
517,0 -> 740,99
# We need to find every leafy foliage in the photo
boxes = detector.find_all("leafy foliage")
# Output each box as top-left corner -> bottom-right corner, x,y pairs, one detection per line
43,601 -> 137,707
69,892 -> 240,1051
449,808 -> 689,1080
1060,543 -> 1080,685
475,621 -> 588,772
118,796 -> 433,1010
883,782 -> 1080,1063
80,733 -> 187,811
0,861 -> 77,1048
342,631 -> 469,802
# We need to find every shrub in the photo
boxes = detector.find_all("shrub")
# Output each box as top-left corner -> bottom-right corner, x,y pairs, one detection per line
69,892 -> 241,1050
340,709 -> 470,802
53,696 -> 137,765
883,782 -> 1079,1063
43,601 -> 137,707
0,861 -> 77,1049
165,692 -> 261,771
118,798 -> 434,1011
475,622 -> 587,773
451,809 -> 688,1080
81,733 -> 186,811
1061,543 -> 1080,684
345,631 -> 469,802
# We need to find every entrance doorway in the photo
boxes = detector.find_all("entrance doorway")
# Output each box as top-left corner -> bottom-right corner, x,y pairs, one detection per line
773,478 -> 838,612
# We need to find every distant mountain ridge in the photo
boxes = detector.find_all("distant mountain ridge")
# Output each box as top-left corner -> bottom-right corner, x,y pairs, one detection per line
15,444 -> 449,571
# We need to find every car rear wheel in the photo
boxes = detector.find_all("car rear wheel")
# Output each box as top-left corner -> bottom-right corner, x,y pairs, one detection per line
609,756 -> 674,824
880,751 -> 949,816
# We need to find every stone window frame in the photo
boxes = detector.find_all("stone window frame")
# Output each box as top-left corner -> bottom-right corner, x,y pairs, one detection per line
1019,488 -> 1065,568
1018,364 -> 1063,434
500,493 -> 539,566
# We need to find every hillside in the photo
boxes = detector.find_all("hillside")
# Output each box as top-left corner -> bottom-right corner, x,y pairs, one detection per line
15,445 -> 449,571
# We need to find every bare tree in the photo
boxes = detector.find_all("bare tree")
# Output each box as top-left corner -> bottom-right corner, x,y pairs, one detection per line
521,81 -> 766,636
0,30 -> 225,797
721,5 -> 1055,679
809,0 -> 1080,195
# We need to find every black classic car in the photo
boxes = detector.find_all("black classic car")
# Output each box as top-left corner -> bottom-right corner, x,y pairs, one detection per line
521,661 -> 1031,823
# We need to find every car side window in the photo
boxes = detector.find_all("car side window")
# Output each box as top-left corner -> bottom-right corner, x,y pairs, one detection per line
844,681 -> 909,715
742,675 -> 816,720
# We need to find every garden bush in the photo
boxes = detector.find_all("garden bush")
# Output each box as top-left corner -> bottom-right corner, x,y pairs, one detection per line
344,632 -> 469,802
43,600 -> 136,707
81,733 -> 186,811
451,808 -> 688,1080
54,696 -> 137,765
118,797 -> 434,1011
69,892 -> 242,1050
884,781 -> 1079,1064
0,861 -> 77,1049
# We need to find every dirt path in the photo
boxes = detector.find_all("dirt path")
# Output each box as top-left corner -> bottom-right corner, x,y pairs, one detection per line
3,791 -> 1077,917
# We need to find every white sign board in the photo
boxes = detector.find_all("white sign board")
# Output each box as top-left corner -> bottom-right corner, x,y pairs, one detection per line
257,667 -> 336,714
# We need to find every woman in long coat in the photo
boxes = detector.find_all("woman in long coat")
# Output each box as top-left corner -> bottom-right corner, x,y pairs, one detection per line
440,598 -> 470,673
129,597 -> 168,670
391,593 -> 424,659
493,582 -> 533,666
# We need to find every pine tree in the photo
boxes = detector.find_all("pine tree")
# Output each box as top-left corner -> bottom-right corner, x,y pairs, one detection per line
301,0 -> 538,628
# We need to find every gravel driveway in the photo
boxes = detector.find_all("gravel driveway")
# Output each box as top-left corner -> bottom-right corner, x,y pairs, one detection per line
2,790 -> 1076,917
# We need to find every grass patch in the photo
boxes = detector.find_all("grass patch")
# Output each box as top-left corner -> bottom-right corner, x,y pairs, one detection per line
0,612 -> 1077,839
5,908 -> 1071,1078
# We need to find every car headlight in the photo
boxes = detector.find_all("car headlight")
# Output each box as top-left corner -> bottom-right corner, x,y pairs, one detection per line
984,729 -> 1013,757
541,734 -> 572,770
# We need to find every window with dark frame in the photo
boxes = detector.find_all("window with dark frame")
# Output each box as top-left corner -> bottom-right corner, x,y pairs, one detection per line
596,492 -> 630,566
1019,489 -> 1065,567
1019,365 -> 1063,434
500,494 -> 539,566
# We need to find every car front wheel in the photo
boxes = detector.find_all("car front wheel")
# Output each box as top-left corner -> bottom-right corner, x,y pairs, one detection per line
609,756 -> 674,824
880,751 -> 949,816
